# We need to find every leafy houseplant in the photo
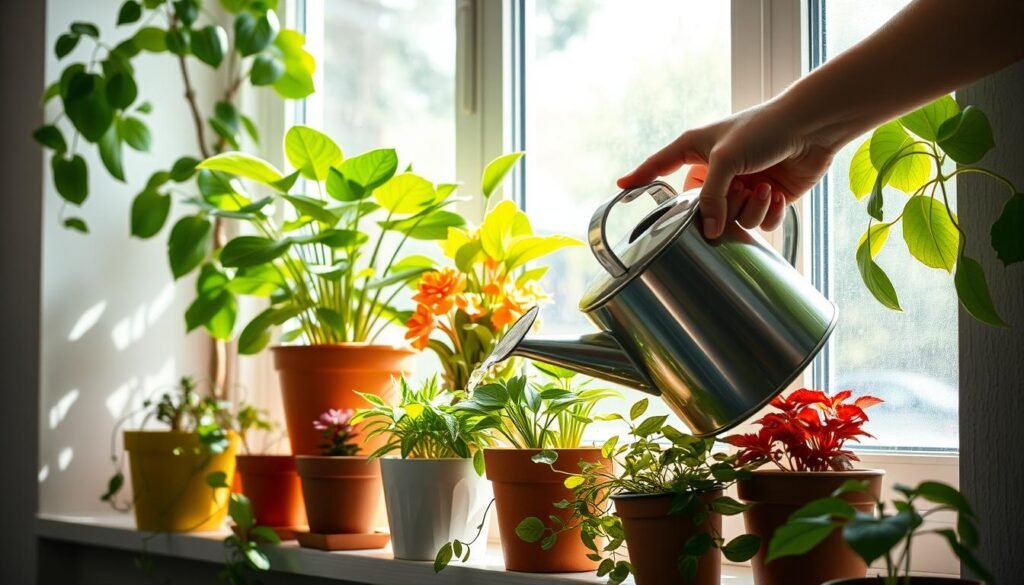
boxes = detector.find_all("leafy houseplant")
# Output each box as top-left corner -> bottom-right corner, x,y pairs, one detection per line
724,389 -> 885,585
850,95 -> 1022,326
768,480 -> 993,585
516,398 -> 760,585
220,493 -> 282,585
404,153 -> 580,390
448,368 -> 618,573
354,377 -> 495,561
183,125 -> 469,454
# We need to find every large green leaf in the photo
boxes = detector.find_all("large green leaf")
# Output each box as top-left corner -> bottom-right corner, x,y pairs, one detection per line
132,27 -> 167,52
479,200 -> 518,259
848,138 -> 876,200
98,123 -> 125,182
130,189 -> 171,238
954,256 -> 1006,327
899,95 -> 959,141
55,34 -> 80,59
856,223 -> 891,259
290,229 -> 367,248
991,193 -> 1024,266
250,53 -> 284,85
481,151 -> 524,200
105,71 -> 138,109
191,25 -> 227,67
33,125 -> 67,153
234,10 -> 279,56
197,169 -> 248,204
281,194 -> 337,224
869,121 -> 931,194
270,29 -> 315,99
857,237 -> 901,311
238,305 -> 301,354
842,511 -> 917,566
186,284 -> 236,340
504,234 -> 580,270
117,1 -> 142,25
52,154 -> 88,205
284,125 -> 342,181
721,534 -> 760,563
901,196 -> 959,272
63,72 -> 114,142
374,173 -> 435,214
766,517 -> 839,562
119,117 -> 151,151
220,236 -> 292,268
170,156 -> 200,182
167,215 -> 213,278
198,152 -> 284,185
937,106 -> 994,165
379,209 -> 465,240
338,148 -> 398,192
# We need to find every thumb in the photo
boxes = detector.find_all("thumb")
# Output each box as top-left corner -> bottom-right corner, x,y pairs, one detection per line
698,159 -> 737,239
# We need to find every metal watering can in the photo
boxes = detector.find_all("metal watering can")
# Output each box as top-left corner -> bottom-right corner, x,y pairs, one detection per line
486,181 -> 837,436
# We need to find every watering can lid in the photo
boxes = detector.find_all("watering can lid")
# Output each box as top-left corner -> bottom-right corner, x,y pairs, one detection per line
579,185 -> 699,312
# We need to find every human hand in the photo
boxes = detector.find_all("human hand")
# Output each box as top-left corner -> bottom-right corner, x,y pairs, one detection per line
618,101 -> 836,238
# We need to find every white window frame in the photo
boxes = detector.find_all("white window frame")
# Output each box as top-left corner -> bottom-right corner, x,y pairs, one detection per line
246,0 -> 961,575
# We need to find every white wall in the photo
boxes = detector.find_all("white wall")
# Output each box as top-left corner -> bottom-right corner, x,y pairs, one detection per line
39,0 -> 218,515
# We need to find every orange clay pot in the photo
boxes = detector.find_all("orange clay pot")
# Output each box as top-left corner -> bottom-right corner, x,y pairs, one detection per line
484,448 -> 610,573
737,469 -> 885,585
612,490 -> 723,585
295,456 -> 382,535
125,431 -> 239,532
235,455 -> 306,530
272,344 -> 416,456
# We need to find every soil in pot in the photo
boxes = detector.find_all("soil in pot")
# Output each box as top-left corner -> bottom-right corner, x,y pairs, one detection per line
612,491 -> 722,585
295,455 -> 382,535
381,458 -> 493,561
273,344 -> 416,456
125,431 -> 240,532
738,469 -> 884,585
484,448 -> 610,573
236,455 -> 306,531
823,579 -> 982,585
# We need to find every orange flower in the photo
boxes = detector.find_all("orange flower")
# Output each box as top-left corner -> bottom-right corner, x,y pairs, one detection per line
404,304 -> 436,350
455,292 -> 485,319
491,282 -> 550,331
414,268 -> 466,314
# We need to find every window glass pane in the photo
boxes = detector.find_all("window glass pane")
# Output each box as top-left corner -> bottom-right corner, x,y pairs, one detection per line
818,1 -> 958,450
520,0 -> 732,433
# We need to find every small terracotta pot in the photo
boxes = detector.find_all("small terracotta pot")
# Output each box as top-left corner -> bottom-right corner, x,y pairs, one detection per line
273,344 -> 416,456
295,455 -> 382,534
824,580 -> 982,585
236,455 -> 306,530
737,469 -> 884,585
485,448 -> 610,573
125,431 -> 239,532
612,491 -> 722,585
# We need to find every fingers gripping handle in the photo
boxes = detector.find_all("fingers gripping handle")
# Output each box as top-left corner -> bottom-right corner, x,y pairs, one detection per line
588,181 -> 677,278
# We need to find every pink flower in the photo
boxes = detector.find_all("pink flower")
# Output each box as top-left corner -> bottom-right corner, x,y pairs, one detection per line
314,408 -> 355,432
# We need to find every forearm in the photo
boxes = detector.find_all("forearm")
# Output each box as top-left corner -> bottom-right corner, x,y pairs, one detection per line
778,0 -> 1024,150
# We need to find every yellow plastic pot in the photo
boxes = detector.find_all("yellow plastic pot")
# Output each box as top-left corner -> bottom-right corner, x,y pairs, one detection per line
125,430 -> 239,532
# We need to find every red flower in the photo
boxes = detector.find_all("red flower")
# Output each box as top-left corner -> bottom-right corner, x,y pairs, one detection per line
724,388 -> 882,472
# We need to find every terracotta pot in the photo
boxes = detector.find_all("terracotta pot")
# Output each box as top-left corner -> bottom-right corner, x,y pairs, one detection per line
236,455 -> 306,530
273,344 -> 416,456
737,469 -> 884,585
125,431 -> 239,532
485,448 -> 610,573
824,579 -> 982,585
295,455 -> 382,534
612,491 -> 723,585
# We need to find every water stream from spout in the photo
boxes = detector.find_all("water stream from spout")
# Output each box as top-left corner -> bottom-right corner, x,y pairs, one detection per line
466,355 -> 498,394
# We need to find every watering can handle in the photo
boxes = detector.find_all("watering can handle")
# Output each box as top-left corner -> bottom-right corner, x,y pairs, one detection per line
588,182 -> 801,278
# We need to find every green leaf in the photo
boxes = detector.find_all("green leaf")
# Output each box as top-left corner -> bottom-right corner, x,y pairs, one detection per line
100,472 -> 124,501
42,82 -> 60,104
235,11 -> 279,56
481,151 -> 524,200
338,148 -> 399,193
187,290 -> 237,340
292,228 -> 367,248
191,25 -> 228,67
33,125 -> 67,153
629,398 -> 648,420
198,152 -> 284,185
902,195 -> 959,271
856,222 -> 891,258
198,169 -> 246,201
722,534 -> 761,562
132,27 -> 167,52
954,256 -> 1006,327
117,1 -> 142,25
857,237 -> 901,311
766,517 -> 839,562
374,173 -> 435,214
105,71 -> 138,109
167,215 -> 213,278
221,236 -> 292,268
119,117 -> 152,151
677,555 -> 698,581
379,210 -> 465,240
135,101 -> 152,114
991,192 -> 1024,266
52,154 -> 88,205
171,0 -> 198,25
285,125 -> 342,181
241,114 -> 260,145
243,548 -> 270,571
249,525 -> 282,544
205,470 -> 230,489
790,497 -> 857,521
131,189 -> 171,238
711,496 -> 751,516
63,72 -> 114,142
515,517 -> 545,543
531,450 -> 558,465
843,511 -> 917,566
220,0 -> 248,14
71,21 -> 99,37
55,34 -> 80,59
433,542 -> 453,573
848,138 -> 876,199
165,27 -> 190,56
170,156 -> 200,182
270,29 -> 315,99
914,481 -> 974,516
937,106 -> 995,165
869,121 -> 931,194
64,217 -> 89,233
504,234 -> 580,270
250,52 -> 284,85
899,95 -> 959,141
238,306 -> 300,354
229,494 -> 254,531
634,414 -> 668,437
935,529 -> 996,585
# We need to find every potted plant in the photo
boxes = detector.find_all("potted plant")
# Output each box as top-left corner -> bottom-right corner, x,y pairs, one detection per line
515,398 -> 761,585
220,492 -> 284,584
451,366 -> 618,573
294,408 -> 385,549
403,151 -> 580,390
231,402 -> 305,539
768,479 -> 993,585
724,389 -> 885,585
353,377 -> 494,561
101,377 -> 239,532
178,125 -> 467,454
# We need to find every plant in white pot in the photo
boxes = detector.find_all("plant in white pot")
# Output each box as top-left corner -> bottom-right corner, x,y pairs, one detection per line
176,125 -> 465,455
354,377 -> 495,561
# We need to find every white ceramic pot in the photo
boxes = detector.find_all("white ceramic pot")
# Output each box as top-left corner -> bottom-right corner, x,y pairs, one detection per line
380,457 -> 493,561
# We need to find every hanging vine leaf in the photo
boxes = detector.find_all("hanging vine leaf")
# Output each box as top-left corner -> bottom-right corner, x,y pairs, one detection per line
954,256 -> 1006,327
901,196 -> 958,272
856,238 -> 901,311
990,192 -> 1023,266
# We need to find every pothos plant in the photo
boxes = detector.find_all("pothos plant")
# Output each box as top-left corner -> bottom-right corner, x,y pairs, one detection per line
768,479 -> 994,585
515,398 -> 761,585
174,125 -> 478,350
851,95 -> 1022,326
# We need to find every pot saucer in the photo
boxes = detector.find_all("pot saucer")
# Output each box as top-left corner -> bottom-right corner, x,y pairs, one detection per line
294,530 -> 390,551
231,524 -> 305,542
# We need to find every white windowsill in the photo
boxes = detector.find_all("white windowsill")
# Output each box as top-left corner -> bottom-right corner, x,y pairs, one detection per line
36,514 -> 755,585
